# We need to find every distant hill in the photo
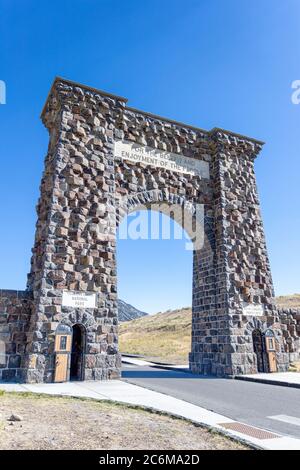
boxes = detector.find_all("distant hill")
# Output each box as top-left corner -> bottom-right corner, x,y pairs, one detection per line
119,294 -> 300,364
276,294 -> 300,309
118,299 -> 148,322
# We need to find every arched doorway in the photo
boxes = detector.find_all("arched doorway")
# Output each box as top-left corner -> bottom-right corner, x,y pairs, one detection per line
252,329 -> 266,373
70,324 -> 85,381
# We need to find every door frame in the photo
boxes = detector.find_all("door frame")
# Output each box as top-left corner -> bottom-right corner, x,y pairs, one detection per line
252,329 -> 267,373
70,323 -> 86,381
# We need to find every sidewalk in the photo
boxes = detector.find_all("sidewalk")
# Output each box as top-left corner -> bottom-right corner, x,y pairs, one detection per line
0,380 -> 299,450
236,372 -> 300,389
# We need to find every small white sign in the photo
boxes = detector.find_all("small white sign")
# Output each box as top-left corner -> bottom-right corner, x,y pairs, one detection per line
62,291 -> 97,309
115,140 -> 210,179
243,303 -> 264,316
0,339 -> 5,366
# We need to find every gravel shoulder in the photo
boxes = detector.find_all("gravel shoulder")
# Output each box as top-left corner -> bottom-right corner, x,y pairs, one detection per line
0,392 -> 249,450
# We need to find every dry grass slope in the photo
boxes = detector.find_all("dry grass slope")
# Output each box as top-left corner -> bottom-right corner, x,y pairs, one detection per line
119,307 -> 192,364
119,294 -> 300,364
276,293 -> 300,309
0,393 -> 248,450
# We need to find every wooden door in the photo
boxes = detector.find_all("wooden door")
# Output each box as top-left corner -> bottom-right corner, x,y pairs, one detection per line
54,354 -> 69,382
54,334 -> 72,383
267,352 -> 277,373
265,332 -> 278,373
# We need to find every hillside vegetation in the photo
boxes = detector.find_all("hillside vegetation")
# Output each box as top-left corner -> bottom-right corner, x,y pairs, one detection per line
119,307 -> 191,364
119,294 -> 300,364
276,293 -> 300,309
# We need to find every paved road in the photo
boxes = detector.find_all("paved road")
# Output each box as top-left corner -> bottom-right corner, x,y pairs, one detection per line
122,363 -> 300,439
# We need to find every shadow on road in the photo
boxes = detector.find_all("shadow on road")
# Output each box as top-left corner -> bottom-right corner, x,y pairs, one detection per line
121,368 -> 221,380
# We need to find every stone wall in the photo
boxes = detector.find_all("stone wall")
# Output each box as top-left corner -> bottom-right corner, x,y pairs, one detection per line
278,308 -> 300,362
0,290 -> 32,381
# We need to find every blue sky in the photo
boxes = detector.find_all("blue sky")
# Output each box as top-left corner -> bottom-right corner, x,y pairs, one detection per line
0,0 -> 299,313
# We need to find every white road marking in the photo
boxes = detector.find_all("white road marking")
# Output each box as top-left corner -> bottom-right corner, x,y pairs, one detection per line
269,415 -> 300,427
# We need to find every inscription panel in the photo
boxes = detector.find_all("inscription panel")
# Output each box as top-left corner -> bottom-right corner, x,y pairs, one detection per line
62,291 -> 97,309
243,303 -> 264,316
115,140 -> 210,178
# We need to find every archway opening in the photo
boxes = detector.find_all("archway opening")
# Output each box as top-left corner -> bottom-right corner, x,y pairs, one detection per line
70,324 -> 85,381
117,206 -> 195,365
252,329 -> 265,373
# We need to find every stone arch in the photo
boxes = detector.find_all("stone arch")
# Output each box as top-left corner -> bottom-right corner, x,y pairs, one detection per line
59,310 -> 98,332
20,78 -> 289,383
116,189 -> 196,222
249,316 -> 268,333
115,188 -> 211,252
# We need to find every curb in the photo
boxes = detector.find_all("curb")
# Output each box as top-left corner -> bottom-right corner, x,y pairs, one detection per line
234,375 -> 300,389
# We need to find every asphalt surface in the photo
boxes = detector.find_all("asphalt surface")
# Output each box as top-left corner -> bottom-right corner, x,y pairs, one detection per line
122,363 -> 300,439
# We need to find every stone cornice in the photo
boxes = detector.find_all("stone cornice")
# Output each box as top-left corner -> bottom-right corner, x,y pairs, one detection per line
41,76 -> 128,117
41,77 -> 265,150
209,129 -> 264,159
